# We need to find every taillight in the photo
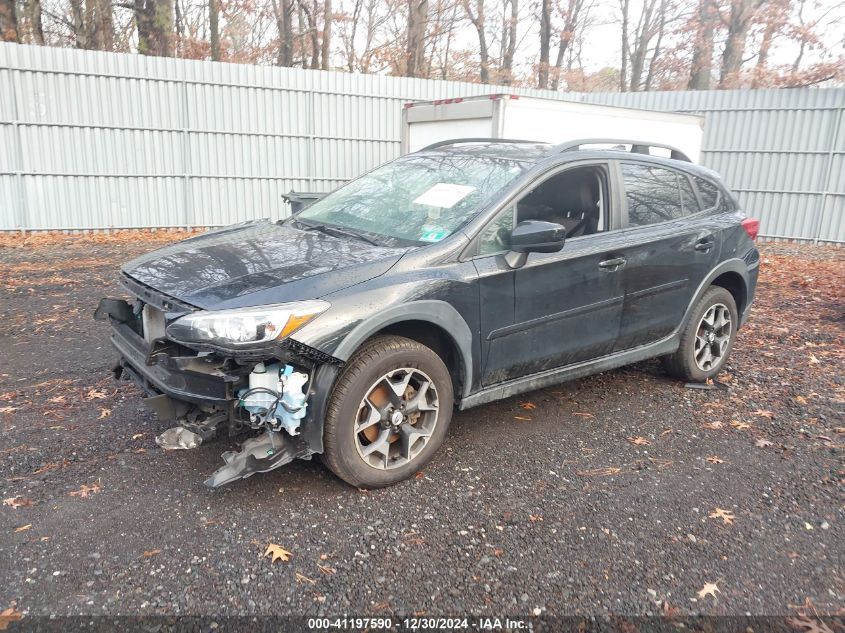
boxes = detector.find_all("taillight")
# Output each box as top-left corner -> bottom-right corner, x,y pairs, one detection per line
741,218 -> 759,241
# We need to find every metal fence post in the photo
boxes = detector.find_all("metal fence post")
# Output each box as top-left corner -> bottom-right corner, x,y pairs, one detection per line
9,67 -> 29,232
181,77 -> 192,229
813,106 -> 843,244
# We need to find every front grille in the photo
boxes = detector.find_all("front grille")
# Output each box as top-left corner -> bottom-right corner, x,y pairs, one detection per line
119,272 -> 196,313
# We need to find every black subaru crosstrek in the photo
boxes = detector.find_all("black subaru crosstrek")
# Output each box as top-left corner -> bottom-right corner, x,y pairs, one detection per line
96,139 -> 760,489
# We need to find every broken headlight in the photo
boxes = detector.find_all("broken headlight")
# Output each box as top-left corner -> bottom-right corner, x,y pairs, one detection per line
165,301 -> 329,347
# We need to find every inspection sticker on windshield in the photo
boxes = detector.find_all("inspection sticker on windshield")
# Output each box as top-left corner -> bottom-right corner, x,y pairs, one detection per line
413,183 -> 476,209
419,229 -> 448,242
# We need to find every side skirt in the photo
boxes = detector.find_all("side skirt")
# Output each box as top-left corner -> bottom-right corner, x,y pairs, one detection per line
458,334 -> 679,410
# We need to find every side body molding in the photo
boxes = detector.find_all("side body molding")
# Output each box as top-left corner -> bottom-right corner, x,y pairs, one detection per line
332,300 -> 475,400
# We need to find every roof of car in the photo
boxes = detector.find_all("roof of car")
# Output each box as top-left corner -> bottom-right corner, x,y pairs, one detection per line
415,138 -> 722,181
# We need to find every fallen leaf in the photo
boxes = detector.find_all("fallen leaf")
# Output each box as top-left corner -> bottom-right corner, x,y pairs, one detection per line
709,508 -> 735,525
730,421 -> 751,430
0,406 -> 18,414
295,571 -> 316,584
794,395 -> 808,405
808,354 -> 820,365
48,396 -> 66,404
513,416 -> 532,421
85,389 -> 108,400
697,582 -> 720,600
755,438 -> 774,448
143,549 -> 161,558
13,524 -> 31,533
132,433 -> 144,440
317,564 -> 336,575
415,471 -> 425,479
702,421 -> 724,430
572,412 -> 594,418
3,496 -> 34,509
264,543 -> 292,563
519,402 -> 536,410
98,408 -> 111,419
787,616 -> 835,633
68,481 -> 102,498
0,607 -> 23,630
706,456 -> 724,464
529,514 -> 543,522
628,436 -> 650,446
752,410 -> 775,419
576,467 -> 621,477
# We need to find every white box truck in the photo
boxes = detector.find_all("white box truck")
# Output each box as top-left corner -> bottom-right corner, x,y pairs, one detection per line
401,94 -> 705,163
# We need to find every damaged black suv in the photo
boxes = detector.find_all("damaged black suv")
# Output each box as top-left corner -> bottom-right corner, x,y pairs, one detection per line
96,139 -> 760,489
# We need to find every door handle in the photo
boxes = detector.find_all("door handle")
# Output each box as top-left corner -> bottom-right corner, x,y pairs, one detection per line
598,257 -> 626,271
694,236 -> 715,252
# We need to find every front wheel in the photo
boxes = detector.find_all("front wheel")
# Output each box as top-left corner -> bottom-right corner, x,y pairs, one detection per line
322,335 -> 453,488
662,286 -> 738,382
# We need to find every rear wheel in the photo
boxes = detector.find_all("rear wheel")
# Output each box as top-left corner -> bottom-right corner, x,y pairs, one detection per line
322,335 -> 453,488
662,286 -> 738,382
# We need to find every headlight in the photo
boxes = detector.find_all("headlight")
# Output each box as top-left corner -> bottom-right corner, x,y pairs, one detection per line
165,300 -> 329,347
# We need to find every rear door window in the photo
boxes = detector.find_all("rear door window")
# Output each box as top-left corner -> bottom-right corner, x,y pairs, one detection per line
679,174 -> 700,215
621,163 -> 685,227
694,176 -> 722,211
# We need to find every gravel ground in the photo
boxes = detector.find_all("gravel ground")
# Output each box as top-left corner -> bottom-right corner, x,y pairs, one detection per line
0,234 -> 842,622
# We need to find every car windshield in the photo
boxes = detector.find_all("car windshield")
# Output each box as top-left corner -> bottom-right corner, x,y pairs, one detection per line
293,153 -> 529,245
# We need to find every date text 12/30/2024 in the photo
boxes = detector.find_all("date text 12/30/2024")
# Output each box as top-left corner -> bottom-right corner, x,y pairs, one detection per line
307,617 -> 533,630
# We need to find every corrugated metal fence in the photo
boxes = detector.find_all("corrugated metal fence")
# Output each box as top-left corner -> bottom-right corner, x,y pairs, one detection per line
1,42 -> 843,243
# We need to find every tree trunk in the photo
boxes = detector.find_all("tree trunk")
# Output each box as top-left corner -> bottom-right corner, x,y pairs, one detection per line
0,0 -> 19,42
27,0 -> 44,44
719,0 -> 764,87
688,0 -> 714,89
463,0 -> 489,83
405,0 -> 428,77
501,0 -> 517,83
272,0 -> 293,65
619,0 -> 629,91
751,19 -> 776,86
321,0 -> 331,69
209,0 -> 220,60
135,0 -> 174,56
538,0 -> 551,88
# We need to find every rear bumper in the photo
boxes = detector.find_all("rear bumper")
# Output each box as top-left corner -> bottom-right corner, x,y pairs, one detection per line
110,320 -> 235,406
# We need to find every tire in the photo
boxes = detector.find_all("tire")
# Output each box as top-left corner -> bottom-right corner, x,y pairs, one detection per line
662,286 -> 738,383
322,335 -> 454,488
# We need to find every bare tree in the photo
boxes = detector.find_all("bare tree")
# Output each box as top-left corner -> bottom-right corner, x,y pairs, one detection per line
719,0 -> 767,87
405,0 -> 428,76
321,0 -> 331,68
463,0 -> 489,82
500,0 -> 518,82
538,0 -> 551,87
688,0 -> 716,89
135,0 -> 174,55
209,0 -> 220,59
550,0 -> 587,89
271,0 -> 294,65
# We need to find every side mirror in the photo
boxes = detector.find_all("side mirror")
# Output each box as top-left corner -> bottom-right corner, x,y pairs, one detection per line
510,220 -> 566,253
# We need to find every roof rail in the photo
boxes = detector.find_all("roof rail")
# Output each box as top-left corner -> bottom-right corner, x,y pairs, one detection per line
419,138 -> 543,152
555,138 -> 692,163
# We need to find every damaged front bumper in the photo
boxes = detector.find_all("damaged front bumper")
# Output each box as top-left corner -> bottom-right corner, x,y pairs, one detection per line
95,295 -> 340,488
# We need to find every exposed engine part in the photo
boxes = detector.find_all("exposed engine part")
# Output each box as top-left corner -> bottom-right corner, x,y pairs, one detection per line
156,427 -> 203,450
237,362 -> 309,435
204,430 -> 312,488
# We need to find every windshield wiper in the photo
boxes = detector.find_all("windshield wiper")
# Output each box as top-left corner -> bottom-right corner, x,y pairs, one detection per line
297,221 -> 382,247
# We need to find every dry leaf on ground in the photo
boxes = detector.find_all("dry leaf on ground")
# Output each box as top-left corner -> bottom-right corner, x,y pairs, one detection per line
697,582 -> 720,600
0,607 -> 23,631
3,496 -> 34,509
706,456 -> 724,464
709,508 -> 735,525
264,543 -> 292,563
68,482 -> 102,498
628,436 -> 650,446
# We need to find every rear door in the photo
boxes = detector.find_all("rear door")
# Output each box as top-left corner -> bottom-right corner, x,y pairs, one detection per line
612,160 -> 722,351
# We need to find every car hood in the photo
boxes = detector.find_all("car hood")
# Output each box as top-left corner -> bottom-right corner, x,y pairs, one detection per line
121,220 -> 408,310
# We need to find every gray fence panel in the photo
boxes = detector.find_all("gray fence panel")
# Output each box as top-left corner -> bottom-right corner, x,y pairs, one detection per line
1,42 -> 843,243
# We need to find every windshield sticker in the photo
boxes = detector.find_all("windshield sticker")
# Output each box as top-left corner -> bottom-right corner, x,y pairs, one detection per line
412,183 -> 476,209
419,229 -> 448,242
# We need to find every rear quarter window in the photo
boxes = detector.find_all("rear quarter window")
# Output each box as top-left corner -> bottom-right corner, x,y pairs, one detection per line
694,176 -> 724,212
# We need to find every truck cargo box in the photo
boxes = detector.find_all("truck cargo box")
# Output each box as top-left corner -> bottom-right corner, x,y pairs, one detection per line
401,94 -> 705,162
